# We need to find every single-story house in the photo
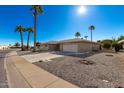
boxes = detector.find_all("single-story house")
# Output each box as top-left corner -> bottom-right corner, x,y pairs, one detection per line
42,38 -> 100,53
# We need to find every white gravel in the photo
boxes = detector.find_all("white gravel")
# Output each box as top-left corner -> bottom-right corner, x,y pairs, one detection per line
34,52 -> 124,88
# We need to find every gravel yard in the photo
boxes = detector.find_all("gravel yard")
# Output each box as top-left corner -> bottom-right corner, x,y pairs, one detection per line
34,52 -> 124,88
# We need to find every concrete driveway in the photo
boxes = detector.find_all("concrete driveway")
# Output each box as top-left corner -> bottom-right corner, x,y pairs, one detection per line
21,52 -> 64,63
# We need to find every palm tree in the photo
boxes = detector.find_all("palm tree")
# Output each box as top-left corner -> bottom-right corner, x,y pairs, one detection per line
26,27 -> 33,49
15,25 -> 25,51
30,5 -> 43,52
75,32 -> 81,38
89,25 -> 95,51
84,36 -> 88,40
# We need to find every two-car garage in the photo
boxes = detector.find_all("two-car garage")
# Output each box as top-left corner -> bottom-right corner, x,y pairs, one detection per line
62,44 -> 78,53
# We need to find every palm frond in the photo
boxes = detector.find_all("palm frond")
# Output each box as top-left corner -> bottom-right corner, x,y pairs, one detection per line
38,6 -> 43,14
15,25 -> 25,32
89,25 -> 95,30
30,5 -> 35,11
26,27 -> 34,33
30,5 -> 43,15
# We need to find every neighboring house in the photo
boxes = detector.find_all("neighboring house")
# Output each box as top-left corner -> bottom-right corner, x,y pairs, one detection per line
42,38 -> 100,53
118,40 -> 124,49
0,45 -> 9,50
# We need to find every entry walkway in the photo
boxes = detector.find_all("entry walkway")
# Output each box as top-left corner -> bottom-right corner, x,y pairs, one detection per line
5,51 -> 78,88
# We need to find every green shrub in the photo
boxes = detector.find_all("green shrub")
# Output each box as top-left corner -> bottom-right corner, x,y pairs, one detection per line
114,43 -> 123,52
101,39 -> 113,49
103,43 -> 111,49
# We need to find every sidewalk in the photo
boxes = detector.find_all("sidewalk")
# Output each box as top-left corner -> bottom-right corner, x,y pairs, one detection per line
5,51 -> 78,88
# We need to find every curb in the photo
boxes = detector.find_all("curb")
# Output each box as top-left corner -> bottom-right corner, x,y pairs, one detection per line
4,53 -> 11,88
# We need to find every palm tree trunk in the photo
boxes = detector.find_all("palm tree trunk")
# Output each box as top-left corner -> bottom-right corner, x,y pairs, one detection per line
20,32 -> 24,51
27,32 -> 30,49
91,30 -> 93,51
34,13 -> 37,52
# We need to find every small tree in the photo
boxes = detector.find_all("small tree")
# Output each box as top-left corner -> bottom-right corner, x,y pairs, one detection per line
84,36 -> 88,40
97,40 -> 101,43
14,42 -> 20,47
75,32 -> 81,38
36,42 -> 41,48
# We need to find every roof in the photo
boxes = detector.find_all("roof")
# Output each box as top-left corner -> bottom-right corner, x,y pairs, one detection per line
45,41 -> 59,44
42,38 -> 99,45
118,40 -> 124,43
60,38 -> 94,43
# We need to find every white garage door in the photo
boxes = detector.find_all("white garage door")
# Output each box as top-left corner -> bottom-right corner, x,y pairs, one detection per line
63,44 -> 78,52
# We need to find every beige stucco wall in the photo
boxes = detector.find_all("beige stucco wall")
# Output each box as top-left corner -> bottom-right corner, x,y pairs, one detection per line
78,42 -> 92,52
60,42 -> 100,53
60,44 -> 63,51
93,44 -> 100,50
78,42 -> 100,52
48,44 -> 60,51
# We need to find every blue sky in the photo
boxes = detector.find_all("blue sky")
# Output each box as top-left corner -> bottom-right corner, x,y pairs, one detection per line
0,5 -> 124,45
